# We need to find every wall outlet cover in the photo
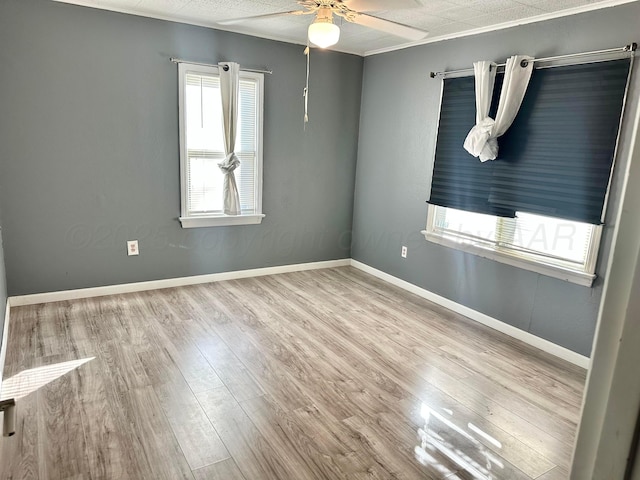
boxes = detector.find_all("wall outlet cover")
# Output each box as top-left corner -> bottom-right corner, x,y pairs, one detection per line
127,240 -> 139,256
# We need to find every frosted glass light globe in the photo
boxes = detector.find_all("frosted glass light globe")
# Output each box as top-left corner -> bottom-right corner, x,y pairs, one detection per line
308,21 -> 340,48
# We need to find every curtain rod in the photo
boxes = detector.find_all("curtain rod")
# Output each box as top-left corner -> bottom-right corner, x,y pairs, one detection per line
430,43 -> 636,79
170,57 -> 272,75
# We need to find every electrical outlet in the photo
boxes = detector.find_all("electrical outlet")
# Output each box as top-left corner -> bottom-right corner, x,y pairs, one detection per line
401,246 -> 407,258
127,240 -> 139,256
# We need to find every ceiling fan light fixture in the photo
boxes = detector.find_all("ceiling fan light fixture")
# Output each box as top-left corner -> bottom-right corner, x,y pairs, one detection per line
308,8 -> 340,48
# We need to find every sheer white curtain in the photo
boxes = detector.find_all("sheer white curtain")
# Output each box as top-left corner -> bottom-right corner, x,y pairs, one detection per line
463,61 -> 496,159
464,55 -> 534,162
217,62 -> 241,215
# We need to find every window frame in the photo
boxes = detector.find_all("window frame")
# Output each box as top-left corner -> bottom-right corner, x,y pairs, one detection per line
177,62 -> 265,228
422,204 -> 602,287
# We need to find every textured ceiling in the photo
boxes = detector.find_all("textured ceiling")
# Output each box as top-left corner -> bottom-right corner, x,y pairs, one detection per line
53,0 -> 635,55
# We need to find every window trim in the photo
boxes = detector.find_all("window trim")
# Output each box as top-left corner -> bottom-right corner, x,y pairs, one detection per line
422,204 -> 602,287
178,62 -> 264,228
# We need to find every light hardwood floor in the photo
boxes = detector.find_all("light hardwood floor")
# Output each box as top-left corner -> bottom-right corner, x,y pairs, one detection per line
0,267 -> 585,479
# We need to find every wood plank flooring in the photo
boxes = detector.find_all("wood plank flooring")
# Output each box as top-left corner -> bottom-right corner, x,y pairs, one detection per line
0,266 -> 586,479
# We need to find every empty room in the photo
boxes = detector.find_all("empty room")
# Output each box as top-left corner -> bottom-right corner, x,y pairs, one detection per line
0,0 -> 640,478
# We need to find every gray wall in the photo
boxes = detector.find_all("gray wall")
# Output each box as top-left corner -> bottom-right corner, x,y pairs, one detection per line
352,2 -> 640,356
0,0 -> 363,296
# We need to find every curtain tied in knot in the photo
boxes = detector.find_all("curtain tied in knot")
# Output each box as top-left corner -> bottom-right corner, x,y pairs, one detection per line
217,61 -> 242,216
218,152 -> 240,174
463,55 -> 533,163
463,117 -> 496,161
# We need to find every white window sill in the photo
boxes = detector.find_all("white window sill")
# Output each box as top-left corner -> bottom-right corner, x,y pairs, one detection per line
421,230 -> 596,287
179,214 -> 265,228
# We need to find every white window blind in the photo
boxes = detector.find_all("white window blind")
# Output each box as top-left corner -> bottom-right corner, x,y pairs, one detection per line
428,205 -> 600,285
499,212 -> 594,266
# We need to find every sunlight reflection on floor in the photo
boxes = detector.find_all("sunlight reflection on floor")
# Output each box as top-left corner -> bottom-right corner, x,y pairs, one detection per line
0,357 -> 94,401
416,403 -> 504,479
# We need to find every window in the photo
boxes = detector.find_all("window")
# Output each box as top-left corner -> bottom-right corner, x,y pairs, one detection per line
178,63 -> 264,228
423,205 -> 602,286
425,57 -> 631,286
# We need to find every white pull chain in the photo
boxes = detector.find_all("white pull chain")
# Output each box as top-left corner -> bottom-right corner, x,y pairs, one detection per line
303,45 -> 310,128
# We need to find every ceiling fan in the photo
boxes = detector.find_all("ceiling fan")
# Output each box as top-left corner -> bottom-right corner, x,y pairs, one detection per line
217,0 -> 428,49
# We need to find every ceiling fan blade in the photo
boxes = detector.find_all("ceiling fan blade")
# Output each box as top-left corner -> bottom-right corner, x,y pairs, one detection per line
217,10 -> 305,26
342,0 -> 421,12
350,13 -> 428,41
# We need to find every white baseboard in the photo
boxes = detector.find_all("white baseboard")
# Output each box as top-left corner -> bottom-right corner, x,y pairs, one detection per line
350,259 -> 590,369
0,301 -> 10,398
8,259 -> 351,307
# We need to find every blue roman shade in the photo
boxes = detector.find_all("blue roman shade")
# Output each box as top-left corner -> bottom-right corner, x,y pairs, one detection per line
429,75 -> 516,218
428,58 -> 631,224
